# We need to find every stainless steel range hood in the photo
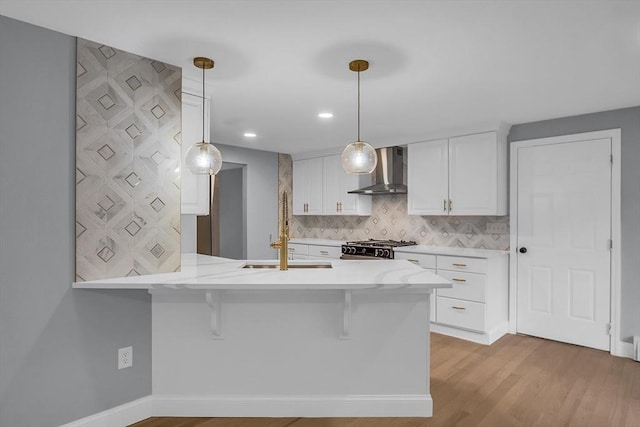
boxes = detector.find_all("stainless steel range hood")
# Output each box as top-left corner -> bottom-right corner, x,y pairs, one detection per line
348,146 -> 407,195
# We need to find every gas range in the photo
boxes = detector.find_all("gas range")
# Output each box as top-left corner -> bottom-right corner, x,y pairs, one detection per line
341,239 -> 417,260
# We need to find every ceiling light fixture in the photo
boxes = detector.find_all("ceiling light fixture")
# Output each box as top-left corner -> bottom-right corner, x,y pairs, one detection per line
341,59 -> 377,174
244,132 -> 257,138
318,112 -> 333,118
185,57 -> 222,175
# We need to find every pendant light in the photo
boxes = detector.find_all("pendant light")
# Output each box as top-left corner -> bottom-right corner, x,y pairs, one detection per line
341,59 -> 377,174
185,57 -> 223,175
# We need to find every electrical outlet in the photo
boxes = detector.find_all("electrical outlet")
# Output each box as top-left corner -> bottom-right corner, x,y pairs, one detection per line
486,222 -> 508,234
118,346 -> 133,370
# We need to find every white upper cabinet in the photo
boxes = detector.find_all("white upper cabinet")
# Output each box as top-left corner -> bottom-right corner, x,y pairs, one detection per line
407,139 -> 449,215
322,155 -> 372,216
293,155 -> 372,216
181,92 -> 211,215
292,157 -> 323,215
408,131 -> 508,216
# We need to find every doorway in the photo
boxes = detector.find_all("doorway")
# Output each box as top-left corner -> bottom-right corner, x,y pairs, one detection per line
197,162 -> 247,259
510,129 -> 621,352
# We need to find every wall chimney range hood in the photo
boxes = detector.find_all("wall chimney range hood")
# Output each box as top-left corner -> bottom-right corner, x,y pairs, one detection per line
348,146 -> 407,195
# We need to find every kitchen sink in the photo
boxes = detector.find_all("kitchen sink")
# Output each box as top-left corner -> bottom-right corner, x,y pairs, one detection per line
241,260 -> 332,269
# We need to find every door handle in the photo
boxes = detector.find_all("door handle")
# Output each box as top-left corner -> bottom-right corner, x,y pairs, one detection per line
519,247 -> 527,254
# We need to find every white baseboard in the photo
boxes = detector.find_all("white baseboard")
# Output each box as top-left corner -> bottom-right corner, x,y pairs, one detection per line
613,340 -> 635,360
59,396 -> 152,427
431,322 -> 509,345
152,394 -> 433,417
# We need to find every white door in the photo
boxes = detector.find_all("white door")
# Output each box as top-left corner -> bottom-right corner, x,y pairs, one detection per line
516,138 -> 612,351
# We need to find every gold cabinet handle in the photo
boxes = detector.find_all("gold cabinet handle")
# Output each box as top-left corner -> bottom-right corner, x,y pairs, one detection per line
451,306 -> 466,310
336,202 -> 339,212
452,263 -> 467,267
339,202 -> 342,211
452,278 -> 466,282
448,199 -> 452,212
407,259 -> 420,264
443,199 -> 447,212
320,250 -> 329,255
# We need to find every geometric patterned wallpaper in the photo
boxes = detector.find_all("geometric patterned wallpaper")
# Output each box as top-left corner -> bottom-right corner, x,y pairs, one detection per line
279,154 -> 510,250
75,38 -> 182,281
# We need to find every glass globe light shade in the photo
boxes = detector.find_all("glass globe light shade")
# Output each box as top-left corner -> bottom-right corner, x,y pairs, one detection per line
341,141 -> 377,174
185,142 -> 223,175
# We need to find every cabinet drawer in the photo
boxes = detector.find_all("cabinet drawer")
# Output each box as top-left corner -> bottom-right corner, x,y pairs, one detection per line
436,296 -> 485,332
437,255 -> 487,274
308,245 -> 340,259
436,270 -> 486,303
288,244 -> 309,256
394,252 -> 436,269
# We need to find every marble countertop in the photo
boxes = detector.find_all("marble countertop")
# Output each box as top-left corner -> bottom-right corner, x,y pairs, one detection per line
73,254 -> 452,291
394,245 -> 509,258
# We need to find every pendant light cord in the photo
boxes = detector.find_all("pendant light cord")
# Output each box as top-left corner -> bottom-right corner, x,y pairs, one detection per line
202,65 -> 205,143
357,69 -> 361,142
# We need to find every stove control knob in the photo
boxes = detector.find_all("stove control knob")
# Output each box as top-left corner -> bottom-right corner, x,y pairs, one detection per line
342,246 -> 347,254
384,249 -> 391,258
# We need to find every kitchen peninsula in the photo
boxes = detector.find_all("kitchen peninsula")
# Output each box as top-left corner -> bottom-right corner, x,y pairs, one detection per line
74,254 -> 451,417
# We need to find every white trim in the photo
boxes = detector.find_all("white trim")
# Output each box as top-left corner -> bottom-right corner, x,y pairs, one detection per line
509,129 -> 622,356
616,341 -> 635,359
59,396 -> 152,427
152,394 -> 433,417
431,322 -> 510,345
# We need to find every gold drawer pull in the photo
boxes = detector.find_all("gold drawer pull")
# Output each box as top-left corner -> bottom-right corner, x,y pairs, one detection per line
452,278 -> 466,282
452,263 -> 467,267
407,259 -> 420,264
289,248 -> 295,252
320,250 -> 329,255
451,306 -> 466,310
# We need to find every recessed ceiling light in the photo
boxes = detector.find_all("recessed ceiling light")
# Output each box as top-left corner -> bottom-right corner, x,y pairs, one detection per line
318,112 -> 333,118
244,132 -> 257,138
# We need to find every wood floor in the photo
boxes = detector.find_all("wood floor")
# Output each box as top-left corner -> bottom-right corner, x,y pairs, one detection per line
130,333 -> 640,427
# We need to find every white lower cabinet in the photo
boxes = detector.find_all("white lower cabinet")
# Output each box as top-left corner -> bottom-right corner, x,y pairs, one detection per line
288,241 -> 342,260
396,248 -> 508,344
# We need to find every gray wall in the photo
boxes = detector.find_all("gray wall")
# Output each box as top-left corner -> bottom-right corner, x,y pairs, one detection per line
509,106 -> 640,343
216,144 -> 279,260
0,16 -> 152,426
219,167 -> 245,259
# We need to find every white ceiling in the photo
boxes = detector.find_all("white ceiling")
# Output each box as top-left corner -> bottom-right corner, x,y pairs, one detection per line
2,0 -> 639,155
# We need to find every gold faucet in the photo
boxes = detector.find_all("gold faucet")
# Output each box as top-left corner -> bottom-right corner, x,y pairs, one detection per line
270,191 -> 289,270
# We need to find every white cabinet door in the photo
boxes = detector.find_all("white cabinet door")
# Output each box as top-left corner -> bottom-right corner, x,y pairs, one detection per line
181,92 -> 210,215
407,139 -> 448,215
292,159 -> 309,215
307,158 -> 324,214
340,166 -> 372,215
322,155 -> 341,214
293,158 -> 323,215
322,155 -> 371,216
448,132 -> 499,215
